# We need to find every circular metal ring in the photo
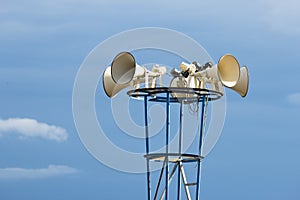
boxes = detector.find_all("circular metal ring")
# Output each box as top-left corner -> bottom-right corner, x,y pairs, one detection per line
127,87 -> 223,103
144,153 -> 204,163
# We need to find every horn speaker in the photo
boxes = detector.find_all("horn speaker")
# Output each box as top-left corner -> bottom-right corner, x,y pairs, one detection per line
205,54 -> 240,88
103,52 -> 161,98
103,66 -> 130,98
230,66 -> 249,97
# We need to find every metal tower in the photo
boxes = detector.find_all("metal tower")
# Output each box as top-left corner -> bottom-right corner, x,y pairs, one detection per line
128,87 -> 222,200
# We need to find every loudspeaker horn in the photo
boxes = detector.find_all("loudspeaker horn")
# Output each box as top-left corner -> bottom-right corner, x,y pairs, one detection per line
205,54 -> 240,88
111,52 -> 145,85
103,66 -> 130,98
103,51 -> 166,98
230,66 -> 249,97
103,51 -> 145,98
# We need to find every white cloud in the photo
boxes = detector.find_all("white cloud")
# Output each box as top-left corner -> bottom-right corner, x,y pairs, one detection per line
0,165 -> 78,180
0,118 -> 68,142
287,93 -> 300,105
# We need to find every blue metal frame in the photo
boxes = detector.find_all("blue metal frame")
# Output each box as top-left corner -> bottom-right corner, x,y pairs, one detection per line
129,88 -> 217,200
144,96 -> 151,200
177,101 -> 183,200
196,96 -> 206,200
165,92 -> 170,200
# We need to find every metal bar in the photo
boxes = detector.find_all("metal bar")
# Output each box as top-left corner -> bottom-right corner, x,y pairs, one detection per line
179,162 -> 192,200
154,159 -> 166,200
195,160 -> 202,200
196,97 -> 207,200
177,101 -> 183,200
177,161 -> 181,200
144,96 -> 151,200
165,92 -> 170,200
185,182 -> 197,186
179,100 -> 183,154
159,163 -> 179,200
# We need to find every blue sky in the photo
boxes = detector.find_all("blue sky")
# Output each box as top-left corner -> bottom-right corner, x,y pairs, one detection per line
1,0 -> 300,199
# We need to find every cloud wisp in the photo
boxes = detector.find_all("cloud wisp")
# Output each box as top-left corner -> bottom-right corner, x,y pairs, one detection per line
0,118 -> 68,142
0,165 -> 78,180
287,93 -> 300,105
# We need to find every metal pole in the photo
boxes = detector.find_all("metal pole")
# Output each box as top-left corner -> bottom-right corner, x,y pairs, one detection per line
177,101 -> 183,200
196,96 -> 206,200
165,92 -> 170,200
154,159 -> 166,200
144,96 -> 151,200
178,100 -> 183,155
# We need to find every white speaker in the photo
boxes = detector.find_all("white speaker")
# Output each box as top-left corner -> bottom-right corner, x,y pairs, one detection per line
103,66 -> 130,98
203,54 -> 240,88
171,54 -> 240,97
103,52 -> 166,98
230,66 -> 249,97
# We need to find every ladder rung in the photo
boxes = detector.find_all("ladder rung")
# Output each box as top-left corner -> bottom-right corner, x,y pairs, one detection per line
185,182 -> 197,186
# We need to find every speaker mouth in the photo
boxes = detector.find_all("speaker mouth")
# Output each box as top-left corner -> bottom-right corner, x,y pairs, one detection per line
103,67 -> 115,98
241,66 -> 249,97
235,66 -> 249,98
111,52 -> 136,85
102,66 -> 130,98
217,54 -> 240,88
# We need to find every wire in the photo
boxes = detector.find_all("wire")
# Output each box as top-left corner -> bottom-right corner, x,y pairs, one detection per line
188,101 -> 199,115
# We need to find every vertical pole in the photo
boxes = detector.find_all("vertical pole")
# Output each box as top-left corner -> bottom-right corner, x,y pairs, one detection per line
178,100 -> 183,156
165,92 -> 170,200
177,101 -> 183,200
196,96 -> 206,200
144,96 -> 151,200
